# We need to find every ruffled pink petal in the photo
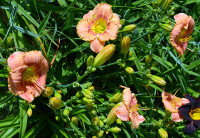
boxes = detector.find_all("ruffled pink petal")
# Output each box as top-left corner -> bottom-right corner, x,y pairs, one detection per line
130,111 -> 145,129
174,13 -> 188,24
185,16 -> 195,35
23,51 -> 43,66
76,19 -> 96,41
25,83 -> 43,98
111,13 -> 121,28
83,10 -> 93,19
122,87 -> 132,108
130,93 -> 138,106
171,112 -> 184,122
89,38 -> 105,53
162,91 -> 178,113
8,65 -> 27,95
181,98 -> 190,105
98,21 -> 119,41
19,92 -> 34,103
8,51 -> 24,70
93,3 -> 113,21
116,103 -> 129,121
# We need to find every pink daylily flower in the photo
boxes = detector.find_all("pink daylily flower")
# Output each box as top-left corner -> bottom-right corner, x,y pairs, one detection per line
76,3 -> 121,53
8,51 -> 49,102
162,89 -> 190,122
116,86 -> 145,129
170,13 -> 195,57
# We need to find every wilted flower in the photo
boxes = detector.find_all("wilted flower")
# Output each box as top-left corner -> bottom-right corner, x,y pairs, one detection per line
116,86 -> 145,129
76,3 -> 121,53
170,13 -> 195,56
162,89 -> 189,122
179,95 -> 200,135
8,51 -> 49,102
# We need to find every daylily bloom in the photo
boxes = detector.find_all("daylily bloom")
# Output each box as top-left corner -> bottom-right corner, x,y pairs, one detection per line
76,3 -> 121,53
179,95 -> 200,135
162,89 -> 189,122
116,86 -> 145,129
170,13 -> 195,56
8,51 -> 49,102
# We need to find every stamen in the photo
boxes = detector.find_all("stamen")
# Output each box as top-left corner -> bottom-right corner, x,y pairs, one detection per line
174,88 -> 179,96
180,36 -> 192,43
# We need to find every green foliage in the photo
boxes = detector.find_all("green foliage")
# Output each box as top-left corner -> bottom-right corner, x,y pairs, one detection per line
0,0 -> 200,137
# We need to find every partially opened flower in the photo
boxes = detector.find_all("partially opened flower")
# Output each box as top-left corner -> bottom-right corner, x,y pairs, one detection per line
76,3 -> 121,53
162,89 -> 189,122
116,86 -> 145,129
179,95 -> 200,135
8,51 -> 49,102
170,13 -> 195,56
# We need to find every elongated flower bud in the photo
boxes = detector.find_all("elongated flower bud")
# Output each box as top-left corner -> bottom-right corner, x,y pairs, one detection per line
145,55 -> 153,66
27,107 -> 32,117
116,119 -> 122,125
82,89 -> 94,99
97,130 -> 104,137
120,24 -> 136,33
159,23 -> 173,32
158,128 -> 168,138
49,97 -> 63,109
120,19 -> 125,26
121,36 -> 130,59
107,103 -> 121,125
162,0 -> 173,11
87,55 -> 94,67
6,36 -> 13,47
108,127 -> 121,133
42,87 -> 53,97
125,67 -> 134,74
109,93 -> 122,103
147,74 -> 166,86
93,44 -> 116,67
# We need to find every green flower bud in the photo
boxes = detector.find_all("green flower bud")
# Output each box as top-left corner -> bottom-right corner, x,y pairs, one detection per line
75,91 -> 83,98
145,55 -> 153,66
93,44 -> 116,67
42,87 -> 53,97
31,104 -> 35,108
55,116 -> 60,121
125,67 -> 134,74
27,107 -> 32,117
82,97 -> 95,104
71,116 -> 79,126
91,117 -> 100,126
108,127 -> 121,133
87,55 -> 94,67
120,24 -> 136,33
6,36 -> 13,47
55,92 -> 62,99
91,109 -> 97,116
107,103 -> 121,125
109,93 -> 122,103
162,0 -> 173,11
82,89 -> 94,99
99,120 -> 104,128
147,74 -> 166,86
120,19 -> 125,26
97,130 -> 104,137
63,108 -> 70,117
158,128 -> 168,138
86,103 -> 93,111
121,36 -> 130,59
116,118 -> 122,125
159,23 -> 173,32
49,97 -> 63,109
88,86 -> 94,91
